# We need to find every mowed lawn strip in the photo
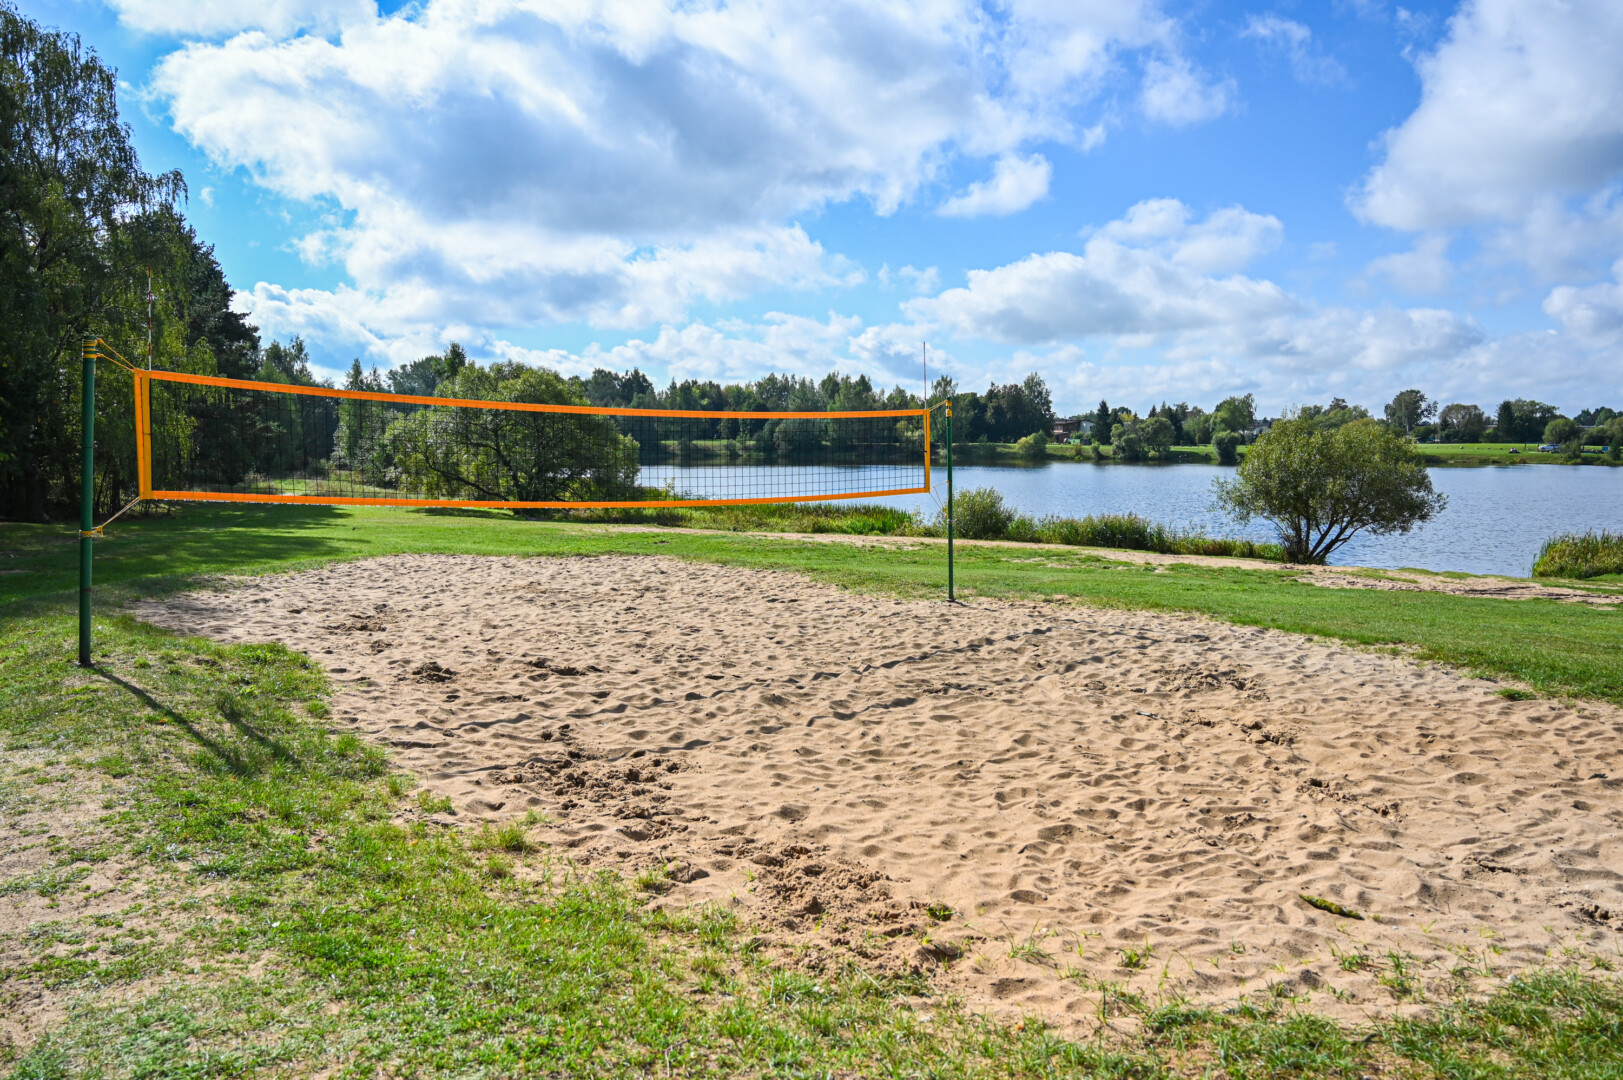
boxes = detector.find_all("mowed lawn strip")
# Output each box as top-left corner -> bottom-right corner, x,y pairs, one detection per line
4,502 -> 1621,703
6,611 -> 1623,1077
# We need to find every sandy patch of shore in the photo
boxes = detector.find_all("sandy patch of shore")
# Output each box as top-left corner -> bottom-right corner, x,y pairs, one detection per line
136,554 -> 1623,1030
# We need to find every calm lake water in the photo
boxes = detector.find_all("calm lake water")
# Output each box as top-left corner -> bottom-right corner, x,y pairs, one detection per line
662,462 -> 1623,577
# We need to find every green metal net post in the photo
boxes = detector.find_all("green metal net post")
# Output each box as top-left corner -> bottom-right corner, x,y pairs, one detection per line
945,401 -> 954,602
79,340 -> 95,667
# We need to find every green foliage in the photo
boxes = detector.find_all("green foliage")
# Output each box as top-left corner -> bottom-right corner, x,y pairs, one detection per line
1497,398 -> 1560,443
1384,389 -> 1435,434
380,361 -> 641,505
1296,399 -> 1372,432
1032,513 -> 1280,559
1184,410 -> 1217,445
1013,431 -> 1048,459
0,6 -> 212,520
1110,422 -> 1146,461
943,487 -> 1017,540
1544,417 -> 1581,446
1139,415 -> 1176,455
980,374 -> 1054,442
1214,430 -> 1243,465
1212,393 -> 1257,436
1215,416 -> 1445,563
1533,530 -> 1623,579
771,416 -> 827,459
1437,402 -> 1488,442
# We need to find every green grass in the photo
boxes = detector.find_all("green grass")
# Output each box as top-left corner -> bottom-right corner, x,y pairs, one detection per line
1419,442 -> 1619,466
1534,530 -> 1623,580
4,611 -> 1622,1078
4,502 -> 1621,703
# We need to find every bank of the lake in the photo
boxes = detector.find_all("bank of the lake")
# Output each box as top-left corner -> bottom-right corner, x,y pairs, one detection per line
953,440 -> 1618,468
786,461 -> 1621,578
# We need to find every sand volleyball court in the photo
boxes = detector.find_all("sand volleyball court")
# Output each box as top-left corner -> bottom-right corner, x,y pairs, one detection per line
138,554 -> 1623,1027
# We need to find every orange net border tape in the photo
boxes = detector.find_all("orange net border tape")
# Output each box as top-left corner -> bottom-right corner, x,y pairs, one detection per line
146,369 -> 930,420
139,369 -> 934,510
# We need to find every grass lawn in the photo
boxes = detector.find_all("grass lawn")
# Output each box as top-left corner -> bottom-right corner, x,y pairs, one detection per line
1418,443 -> 1620,467
5,503 -> 1621,703
3,503 -> 1623,1077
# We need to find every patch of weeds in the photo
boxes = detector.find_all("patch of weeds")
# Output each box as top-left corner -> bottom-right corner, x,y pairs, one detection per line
1119,942 -> 1153,971
1008,925 -> 1052,964
1497,687 -> 1537,700
0,865 -> 94,898
923,901 -> 953,921
92,752 -> 134,778
634,864 -> 672,895
469,820 -> 536,854
1380,949 -> 1423,1001
1331,942 -> 1372,972
415,790 -> 454,815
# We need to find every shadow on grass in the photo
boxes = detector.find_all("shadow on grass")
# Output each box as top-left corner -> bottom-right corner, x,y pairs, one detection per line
0,505 -> 353,612
95,667 -> 274,779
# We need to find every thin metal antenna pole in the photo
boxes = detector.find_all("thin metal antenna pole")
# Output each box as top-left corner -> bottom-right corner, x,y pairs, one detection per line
946,400 -> 954,602
145,268 -> 155,370
79,340 -> 96,666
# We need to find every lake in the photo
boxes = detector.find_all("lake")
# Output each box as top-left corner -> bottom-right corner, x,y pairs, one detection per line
660,462 -> 1623,577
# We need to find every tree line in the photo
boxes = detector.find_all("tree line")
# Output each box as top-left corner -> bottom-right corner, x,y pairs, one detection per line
1,4 -> 261,519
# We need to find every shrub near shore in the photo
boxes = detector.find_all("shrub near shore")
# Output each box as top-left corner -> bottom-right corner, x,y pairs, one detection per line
1533,530 -> 1623,579
559,491 -> 1283,560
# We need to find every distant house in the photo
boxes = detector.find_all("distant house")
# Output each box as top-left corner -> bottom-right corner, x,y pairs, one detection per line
1051,417 -> 1084,442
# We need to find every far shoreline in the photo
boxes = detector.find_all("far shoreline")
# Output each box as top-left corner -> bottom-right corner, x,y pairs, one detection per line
939,441 -> 1622,468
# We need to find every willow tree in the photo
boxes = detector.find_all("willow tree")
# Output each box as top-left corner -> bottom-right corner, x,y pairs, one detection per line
1214,415 -> 1445,564
383,361 -> 640,506
0,3 -> 188,518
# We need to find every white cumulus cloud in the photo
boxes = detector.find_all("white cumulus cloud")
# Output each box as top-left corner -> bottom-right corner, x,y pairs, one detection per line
909,200 -> 1288,342
147,0 -> 1232,348
1362,234 -> 1456,294
107,0 -> 372,37
1140,55 -> 1233,126
1543,259 -> 1623,347
937,153 -> 1052,217
1355,0 -> 1623,232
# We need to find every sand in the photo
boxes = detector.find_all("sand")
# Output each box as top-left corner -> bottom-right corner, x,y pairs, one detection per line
136,554 -> 1623,1028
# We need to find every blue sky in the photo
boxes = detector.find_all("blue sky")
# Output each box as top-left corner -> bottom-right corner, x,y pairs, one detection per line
20,0 -> 1623,416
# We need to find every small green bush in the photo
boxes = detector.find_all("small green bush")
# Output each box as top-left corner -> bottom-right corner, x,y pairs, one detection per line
1544,417 -> 1581,446
1532,530 -> 1623,579
1214,430 -> 1243,465
1013,431 -> 1048,459
942,487 -> 1016,539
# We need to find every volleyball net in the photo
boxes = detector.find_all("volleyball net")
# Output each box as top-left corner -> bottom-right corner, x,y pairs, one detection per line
132,369 -> 932,509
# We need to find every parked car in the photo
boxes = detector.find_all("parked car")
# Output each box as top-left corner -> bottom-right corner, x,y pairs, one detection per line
1537,444 -> 1560,452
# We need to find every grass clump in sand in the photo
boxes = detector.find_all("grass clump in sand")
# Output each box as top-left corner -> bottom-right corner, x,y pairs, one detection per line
1533,529 -> 1623,579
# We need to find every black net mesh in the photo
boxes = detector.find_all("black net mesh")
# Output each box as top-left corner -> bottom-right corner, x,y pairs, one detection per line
147,376 -> 928,506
